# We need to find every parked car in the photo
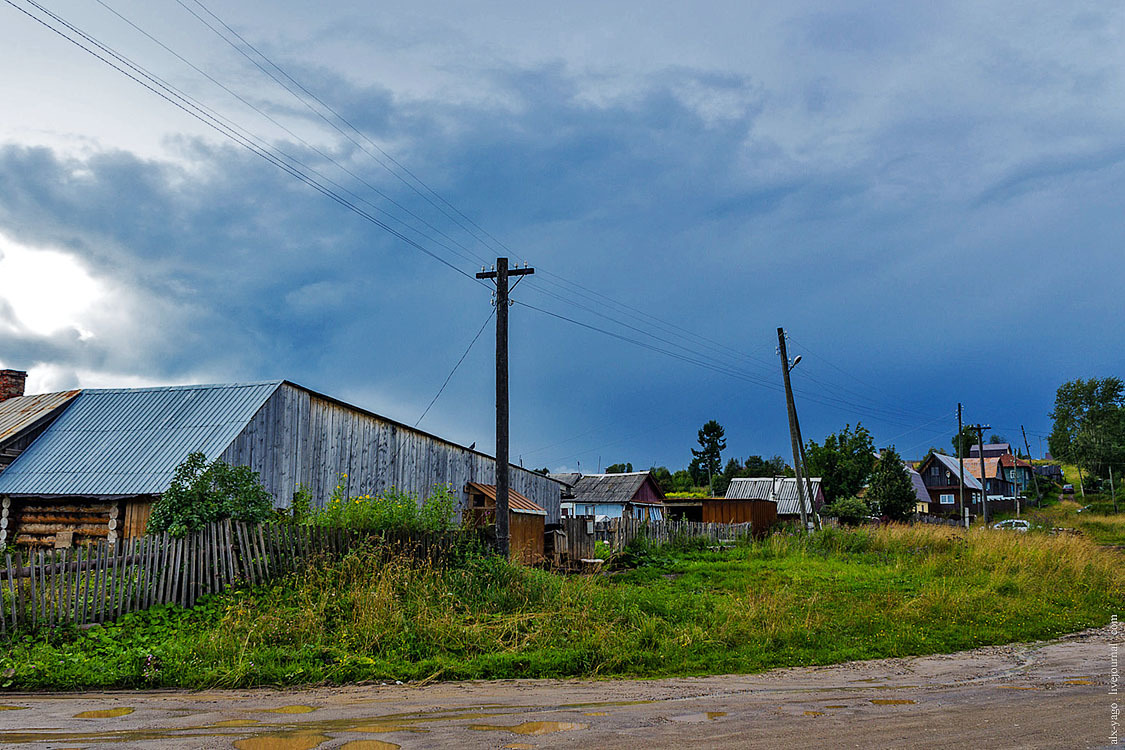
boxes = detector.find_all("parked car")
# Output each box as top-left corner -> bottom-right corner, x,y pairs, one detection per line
1062,484 -> 1075,494
993,519 -> 1030,532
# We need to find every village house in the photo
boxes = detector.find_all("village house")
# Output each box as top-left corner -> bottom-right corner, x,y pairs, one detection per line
551,471 -> 665,522
968,442 -> 1013,459
0,371 -> 80,475
916,452 -> 1020,517
724,477 -> 825,521
0,379 -> 563,548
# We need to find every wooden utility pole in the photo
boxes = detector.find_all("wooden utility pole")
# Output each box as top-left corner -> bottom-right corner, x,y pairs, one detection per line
1021,425 -> 1042,508
777,327 -> 811,532
970,423 -> 991,524
1110,467 -> 1117,514
957,403 -> 966,523
795,418 -> 821,530
476,258 -> 534,557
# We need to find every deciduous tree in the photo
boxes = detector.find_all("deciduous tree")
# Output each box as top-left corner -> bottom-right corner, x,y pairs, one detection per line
866,447 -> 916,522
803,424 -> 876,504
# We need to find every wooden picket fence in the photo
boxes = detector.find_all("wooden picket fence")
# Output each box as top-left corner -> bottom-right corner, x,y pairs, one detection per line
0,520 -> 481,634
561,516 -> 757,563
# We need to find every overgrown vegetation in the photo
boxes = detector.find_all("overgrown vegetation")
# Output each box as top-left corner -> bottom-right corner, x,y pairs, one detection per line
822,495 -> 870,525
292,477 -> 458,534
148,453 -> 274,536
3,524 -> 1119,689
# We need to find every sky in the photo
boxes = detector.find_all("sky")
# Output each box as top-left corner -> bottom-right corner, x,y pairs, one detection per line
1,0 -> 1123,473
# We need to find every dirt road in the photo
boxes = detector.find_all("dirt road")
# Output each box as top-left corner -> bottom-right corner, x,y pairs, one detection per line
0,626 -> 1118,749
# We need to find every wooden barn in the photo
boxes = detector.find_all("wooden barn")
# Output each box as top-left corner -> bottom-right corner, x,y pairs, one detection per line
663,496 -> 777,537
0,381 -> 564,548
465,482 -> 547,564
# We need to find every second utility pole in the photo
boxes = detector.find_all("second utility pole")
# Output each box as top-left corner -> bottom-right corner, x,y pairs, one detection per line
477,258 -> 534,558
777,327 -> 811,532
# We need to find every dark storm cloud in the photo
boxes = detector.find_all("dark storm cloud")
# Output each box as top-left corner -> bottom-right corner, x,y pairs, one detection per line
2,17 -> 1125,467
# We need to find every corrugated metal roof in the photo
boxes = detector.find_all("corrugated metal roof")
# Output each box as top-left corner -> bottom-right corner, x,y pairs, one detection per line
724,477 -> 822,515
0,382 -> 282,496
0,390 -> 81,445
931,453 -> 983,490
466,482 -> 547,516
569,472 -> 662,505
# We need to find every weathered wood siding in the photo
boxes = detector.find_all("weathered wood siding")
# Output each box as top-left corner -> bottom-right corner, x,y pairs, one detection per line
701,499 -> 777,537
222,384 -> 562,521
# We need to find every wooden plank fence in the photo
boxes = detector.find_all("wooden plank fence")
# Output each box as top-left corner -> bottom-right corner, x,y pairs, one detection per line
560,517 -> 757,563
0,520 -> 481,634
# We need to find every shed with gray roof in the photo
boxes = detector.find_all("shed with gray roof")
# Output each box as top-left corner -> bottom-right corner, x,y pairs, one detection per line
724,477 -> 825,517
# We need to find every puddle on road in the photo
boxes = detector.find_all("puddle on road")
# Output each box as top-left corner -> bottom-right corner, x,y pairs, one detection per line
707,712 -> 726,720
583,711 -> 609,716
215,720 -> 263,727
0,705 -> 28,711
232,732 -> 330,750
824,705 -> 847,709
1063,679 -> 1094,685
264,705 -> 318,714
803,711 -> 825,717
339,741 -> 401,750
469,721 -> 589,736
74,707 -> 135,718
343,723 -> 425,734
869,699 -> 915,705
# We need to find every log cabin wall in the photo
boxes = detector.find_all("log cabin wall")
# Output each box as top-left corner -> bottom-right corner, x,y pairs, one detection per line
222,384 -> 563,521
2,497 -> 117,548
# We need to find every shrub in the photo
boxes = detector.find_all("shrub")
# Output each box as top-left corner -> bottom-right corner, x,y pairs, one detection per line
823,496 -> 870,526
148,453 -> 274,536
309,477 -> 457,534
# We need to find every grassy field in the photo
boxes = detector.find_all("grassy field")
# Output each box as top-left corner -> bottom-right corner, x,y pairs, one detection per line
1022,498 -> 1125,545
1,524 -> 1121,690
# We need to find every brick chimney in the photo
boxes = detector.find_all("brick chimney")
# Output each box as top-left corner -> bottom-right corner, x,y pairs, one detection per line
0,369 -> 28,402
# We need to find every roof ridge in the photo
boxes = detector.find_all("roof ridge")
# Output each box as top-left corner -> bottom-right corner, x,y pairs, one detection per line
81,380 -> 285,394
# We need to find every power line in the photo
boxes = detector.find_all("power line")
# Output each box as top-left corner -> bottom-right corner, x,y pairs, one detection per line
10,0 -> 983,445
7,0 -> 488,288
415,309 -> 494,427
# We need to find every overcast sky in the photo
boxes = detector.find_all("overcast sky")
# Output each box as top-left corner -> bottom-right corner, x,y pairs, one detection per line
1,0 -> 1123,472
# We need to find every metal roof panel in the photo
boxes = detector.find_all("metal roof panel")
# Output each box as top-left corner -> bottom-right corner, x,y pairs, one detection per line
0,382 -> 281,496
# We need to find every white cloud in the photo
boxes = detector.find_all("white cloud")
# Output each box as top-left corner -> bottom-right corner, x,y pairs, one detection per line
0,233 -> 104,339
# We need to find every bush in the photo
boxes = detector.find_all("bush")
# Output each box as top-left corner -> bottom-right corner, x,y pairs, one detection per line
148,453 -> 274,536
823,496 -> 870,526
308,477 -> 457,534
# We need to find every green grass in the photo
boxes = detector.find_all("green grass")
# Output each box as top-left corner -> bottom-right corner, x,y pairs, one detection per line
1024,498 -> 1125,545
2,525 -> 1120,690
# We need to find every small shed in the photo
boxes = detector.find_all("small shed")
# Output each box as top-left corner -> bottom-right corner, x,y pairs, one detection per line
664,496 -> 777,537
465,482 -> 547,564
724,477 -> 825,520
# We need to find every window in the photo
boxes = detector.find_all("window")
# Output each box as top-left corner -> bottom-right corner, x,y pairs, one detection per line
940,494 -> 955,505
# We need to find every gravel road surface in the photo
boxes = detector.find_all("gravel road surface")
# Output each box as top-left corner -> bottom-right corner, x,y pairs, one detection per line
0,625 -> 1118,749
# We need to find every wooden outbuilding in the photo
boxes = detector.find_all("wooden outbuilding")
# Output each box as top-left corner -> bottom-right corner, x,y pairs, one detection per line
0,381 -> 564,548
465,482 -> 547,564
664,496 -> 777,537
